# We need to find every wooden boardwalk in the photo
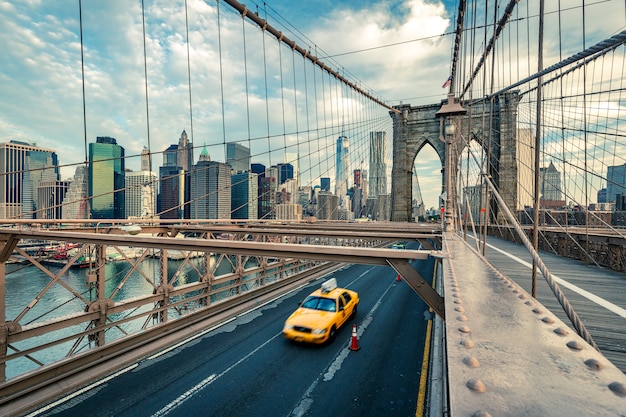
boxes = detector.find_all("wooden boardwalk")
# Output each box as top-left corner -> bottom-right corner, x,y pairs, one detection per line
474,234 -> 626,374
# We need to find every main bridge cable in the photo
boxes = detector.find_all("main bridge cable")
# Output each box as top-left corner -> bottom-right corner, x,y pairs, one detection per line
221,0 -> 400,114
460,0 -> 519,100
481,30 -> 626,101
448,0 -> 466,94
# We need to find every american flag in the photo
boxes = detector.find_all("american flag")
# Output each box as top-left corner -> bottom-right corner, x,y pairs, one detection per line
441,76 -> 452,89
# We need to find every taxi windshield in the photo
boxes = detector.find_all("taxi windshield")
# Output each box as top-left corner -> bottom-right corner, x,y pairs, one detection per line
301,296 -> 337,312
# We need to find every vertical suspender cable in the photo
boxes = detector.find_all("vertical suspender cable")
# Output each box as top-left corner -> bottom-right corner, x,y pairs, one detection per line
78,0 -> 90,220
532,0 -> 545,298
216,1 -> 227,167
278,38 -> 287,164
185,0 -> 195,156
141,0 -> 154,217
582,0 -> 590,262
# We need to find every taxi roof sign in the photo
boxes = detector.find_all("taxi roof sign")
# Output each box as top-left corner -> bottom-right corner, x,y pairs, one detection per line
321,278 -> 337,293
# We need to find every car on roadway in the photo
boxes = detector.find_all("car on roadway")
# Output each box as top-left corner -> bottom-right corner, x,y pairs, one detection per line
391,242 -> 406,250
283,278 -> 359,344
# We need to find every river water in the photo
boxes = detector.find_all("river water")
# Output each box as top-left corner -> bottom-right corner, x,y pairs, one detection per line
4,255 -> 237,380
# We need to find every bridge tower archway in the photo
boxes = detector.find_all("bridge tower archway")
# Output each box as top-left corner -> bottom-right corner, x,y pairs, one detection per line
390,91 -> 521,223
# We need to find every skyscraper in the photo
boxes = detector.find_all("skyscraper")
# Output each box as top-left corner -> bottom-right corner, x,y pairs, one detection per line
226,143 -> 251,173
141,146 -> 151,172
607,163 -> 626,204
231,171 -> 258,219
88,136 -> 125,219
38,180 -> 69,220
540,162 -> 563,202
191,146 -> 231,219
177,130 -> 194,219
22,147 -> 60,219
62,166 -> 88,220
335,136 -> 349,206
368,132 -> 387,197
126,170 -> 157,219
0,141 -> 59,219
159,144 -> 183,220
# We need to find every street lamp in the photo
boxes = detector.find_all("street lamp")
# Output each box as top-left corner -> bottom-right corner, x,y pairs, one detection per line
436,92 -> 467,232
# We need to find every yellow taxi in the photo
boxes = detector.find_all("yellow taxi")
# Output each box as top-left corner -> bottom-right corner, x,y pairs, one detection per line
283,278 -> 359,344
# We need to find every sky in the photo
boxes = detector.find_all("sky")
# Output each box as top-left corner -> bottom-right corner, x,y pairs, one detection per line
0,0 -> 460,210
1,0 -> 622,212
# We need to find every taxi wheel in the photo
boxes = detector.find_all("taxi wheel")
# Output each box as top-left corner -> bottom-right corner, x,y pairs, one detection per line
328,326 -> 337,343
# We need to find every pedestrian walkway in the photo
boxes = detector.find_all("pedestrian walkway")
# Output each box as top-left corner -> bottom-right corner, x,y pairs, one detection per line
442,232 -> 626,416
470,233 -> 626,373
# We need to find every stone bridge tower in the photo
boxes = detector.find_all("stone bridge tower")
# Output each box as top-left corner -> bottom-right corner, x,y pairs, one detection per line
390,91 -> 522,223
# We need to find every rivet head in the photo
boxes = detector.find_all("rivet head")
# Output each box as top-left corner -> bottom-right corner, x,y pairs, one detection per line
466,378 -> 487,393
608,381 -> 626,397
457,315 -> 468,322
458,325 -> 471,333
460,338 -> 475,348
454,306 -> 465,312
472,411 -> 492,417
454,299 -> 463,304
584,358 -> 604,371
566,340 -> 584,350
532,307 -> 544,314
542,316 -> 555,324
463,356 -> 480,367
554,327 -> 569,336
525,300 -> 534,306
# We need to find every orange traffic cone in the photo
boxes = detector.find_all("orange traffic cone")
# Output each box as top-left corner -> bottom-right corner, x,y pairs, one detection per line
396,274 -> 401,282
349,324 -> 360,351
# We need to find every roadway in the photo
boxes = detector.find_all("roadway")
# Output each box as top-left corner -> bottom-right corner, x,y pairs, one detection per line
28,251 -> 435,417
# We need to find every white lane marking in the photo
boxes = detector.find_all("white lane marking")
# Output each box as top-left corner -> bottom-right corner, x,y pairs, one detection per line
289,278 -> 396,417
25,364 -> 139,417
152,332 -> 282,416
479,238 -> 626,319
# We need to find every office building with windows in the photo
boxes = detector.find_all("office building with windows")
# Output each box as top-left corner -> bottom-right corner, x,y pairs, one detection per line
126,170 -> 157,219
226,143 -> 251,173
88,137 -> 125,219
0,141 -> 59,219
231,171 -> 258,219
191,146 -> 231,219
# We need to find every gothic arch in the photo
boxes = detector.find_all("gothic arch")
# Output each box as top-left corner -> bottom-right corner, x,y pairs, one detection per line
390,92 -> 521,222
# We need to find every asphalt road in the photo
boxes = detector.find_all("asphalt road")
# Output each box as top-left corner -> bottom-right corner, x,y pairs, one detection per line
32,254 -> 433,417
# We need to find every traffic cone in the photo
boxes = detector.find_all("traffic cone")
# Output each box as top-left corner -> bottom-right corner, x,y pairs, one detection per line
396,274 -> 401,282
349,323 -> 360,351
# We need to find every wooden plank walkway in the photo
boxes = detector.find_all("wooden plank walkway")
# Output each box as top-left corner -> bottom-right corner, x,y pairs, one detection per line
473,234 -> 626,373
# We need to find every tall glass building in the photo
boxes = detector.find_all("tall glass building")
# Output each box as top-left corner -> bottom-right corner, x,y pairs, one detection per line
335,136 -> 349,205
231,171 -> 258,219
88,136 -> 125,219
607,163 -> 626,204
159,144 -> 183,219
226,143 -> 251,173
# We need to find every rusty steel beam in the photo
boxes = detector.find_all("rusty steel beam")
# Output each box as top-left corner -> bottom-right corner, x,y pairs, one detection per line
0,229 -> 437,266
387,258 -> 444,318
